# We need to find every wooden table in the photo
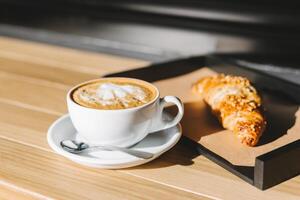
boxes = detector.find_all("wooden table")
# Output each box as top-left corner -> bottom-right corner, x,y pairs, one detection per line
0,36 -> 299,200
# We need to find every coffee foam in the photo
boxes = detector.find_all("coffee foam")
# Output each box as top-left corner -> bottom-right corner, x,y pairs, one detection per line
72,80 -> 155,109
95,83 -> 147,106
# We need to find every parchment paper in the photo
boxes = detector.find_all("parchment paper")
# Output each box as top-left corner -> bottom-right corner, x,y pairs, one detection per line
154,67 -> 300,166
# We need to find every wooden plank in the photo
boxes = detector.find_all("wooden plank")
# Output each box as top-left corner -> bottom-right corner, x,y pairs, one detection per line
0,137 -> 207,200
0,36 -> 148,75
122,150 -> 300,200
0,99 -> 299,200
0,71 -> 68,115
0,56 -> 99,86
0,101 -> 57,150
0,184 -> 39,200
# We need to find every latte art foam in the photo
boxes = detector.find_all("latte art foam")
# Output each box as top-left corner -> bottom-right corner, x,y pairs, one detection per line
92,83 -> 147,106
72,79 -> 156,110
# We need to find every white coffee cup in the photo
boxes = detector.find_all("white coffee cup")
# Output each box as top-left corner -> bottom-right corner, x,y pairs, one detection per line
67,78 -> 184,147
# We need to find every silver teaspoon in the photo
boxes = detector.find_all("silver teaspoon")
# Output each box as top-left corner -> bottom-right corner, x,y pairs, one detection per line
60,140 -> 154,159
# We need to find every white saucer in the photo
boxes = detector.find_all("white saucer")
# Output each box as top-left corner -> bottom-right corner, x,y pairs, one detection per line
47,114 -> 182,169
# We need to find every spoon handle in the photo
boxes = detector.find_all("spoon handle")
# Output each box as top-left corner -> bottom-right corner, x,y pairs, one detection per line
88,146 -> 154,159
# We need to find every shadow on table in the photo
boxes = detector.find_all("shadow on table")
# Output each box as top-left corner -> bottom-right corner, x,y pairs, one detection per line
128,138 -> 199,170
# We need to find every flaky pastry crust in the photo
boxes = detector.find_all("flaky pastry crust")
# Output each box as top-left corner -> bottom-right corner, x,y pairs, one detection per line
192,74 -> 266,146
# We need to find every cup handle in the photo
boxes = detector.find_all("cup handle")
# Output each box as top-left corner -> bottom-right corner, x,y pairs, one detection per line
149,96 -> 184,133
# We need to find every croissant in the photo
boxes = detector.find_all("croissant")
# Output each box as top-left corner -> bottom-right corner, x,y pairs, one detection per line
192,74 -> 266,146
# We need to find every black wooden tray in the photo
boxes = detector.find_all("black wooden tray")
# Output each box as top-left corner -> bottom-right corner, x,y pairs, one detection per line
104,55 -> 300,190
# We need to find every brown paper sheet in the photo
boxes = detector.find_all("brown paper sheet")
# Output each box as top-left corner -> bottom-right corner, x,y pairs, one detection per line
154,67 -> 300,166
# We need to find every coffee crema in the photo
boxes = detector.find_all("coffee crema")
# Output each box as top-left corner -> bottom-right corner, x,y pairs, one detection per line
72,79 -> 157,110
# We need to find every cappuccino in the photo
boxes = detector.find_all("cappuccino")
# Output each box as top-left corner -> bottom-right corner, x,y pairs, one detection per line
72,78 -> 157,110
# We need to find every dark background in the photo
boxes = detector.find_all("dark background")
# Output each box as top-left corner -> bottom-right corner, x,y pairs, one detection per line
0,0 -> 300,83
